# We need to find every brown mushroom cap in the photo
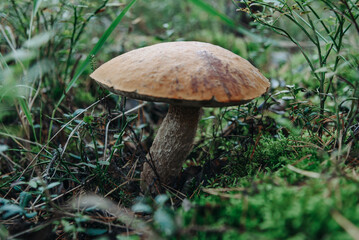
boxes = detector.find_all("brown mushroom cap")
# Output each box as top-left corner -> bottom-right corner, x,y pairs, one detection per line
90,41 -> 270,107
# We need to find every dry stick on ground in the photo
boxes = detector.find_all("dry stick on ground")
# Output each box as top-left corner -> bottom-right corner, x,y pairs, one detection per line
0,151 -> 22,170
69,194 -> 156,238
0,132 -> 47,149
331,210 -> 359,240
31,181 -> 89,209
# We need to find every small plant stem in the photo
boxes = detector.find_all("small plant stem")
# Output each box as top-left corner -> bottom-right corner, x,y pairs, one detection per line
63,6 -> 78,82
10,0 -> 28,37
89,126 -> 99,162
40,10 -> 48,31
341,0 -> 359,33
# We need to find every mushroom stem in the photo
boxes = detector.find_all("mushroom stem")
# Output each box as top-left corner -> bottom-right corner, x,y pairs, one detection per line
141,105 -> 202,193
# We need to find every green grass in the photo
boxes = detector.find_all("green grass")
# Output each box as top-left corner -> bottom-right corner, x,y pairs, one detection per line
0,0 -> 358,239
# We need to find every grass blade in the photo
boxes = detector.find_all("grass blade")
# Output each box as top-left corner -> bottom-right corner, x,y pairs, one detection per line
0,52 -> 9,70
18,97 -> 38,142
29,0 -> 43,39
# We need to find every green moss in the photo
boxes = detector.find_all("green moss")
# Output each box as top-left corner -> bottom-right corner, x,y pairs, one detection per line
223,134 -> 324,182
179,176 -> 359,239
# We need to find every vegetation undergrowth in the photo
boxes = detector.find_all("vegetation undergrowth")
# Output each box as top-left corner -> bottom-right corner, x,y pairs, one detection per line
1,0 -> 358,239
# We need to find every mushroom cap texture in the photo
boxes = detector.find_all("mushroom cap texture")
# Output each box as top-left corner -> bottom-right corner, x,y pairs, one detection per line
90,41 -> 270,107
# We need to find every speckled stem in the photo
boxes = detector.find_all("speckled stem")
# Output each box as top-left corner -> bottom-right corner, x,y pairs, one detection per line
140,105 -> 201,193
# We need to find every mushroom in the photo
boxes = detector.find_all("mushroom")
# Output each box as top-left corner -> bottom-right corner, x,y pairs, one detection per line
90,41 -> 270,193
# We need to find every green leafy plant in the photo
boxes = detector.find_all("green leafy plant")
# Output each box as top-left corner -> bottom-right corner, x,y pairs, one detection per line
239,0 -> 359,142
132,194 -> 177,237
